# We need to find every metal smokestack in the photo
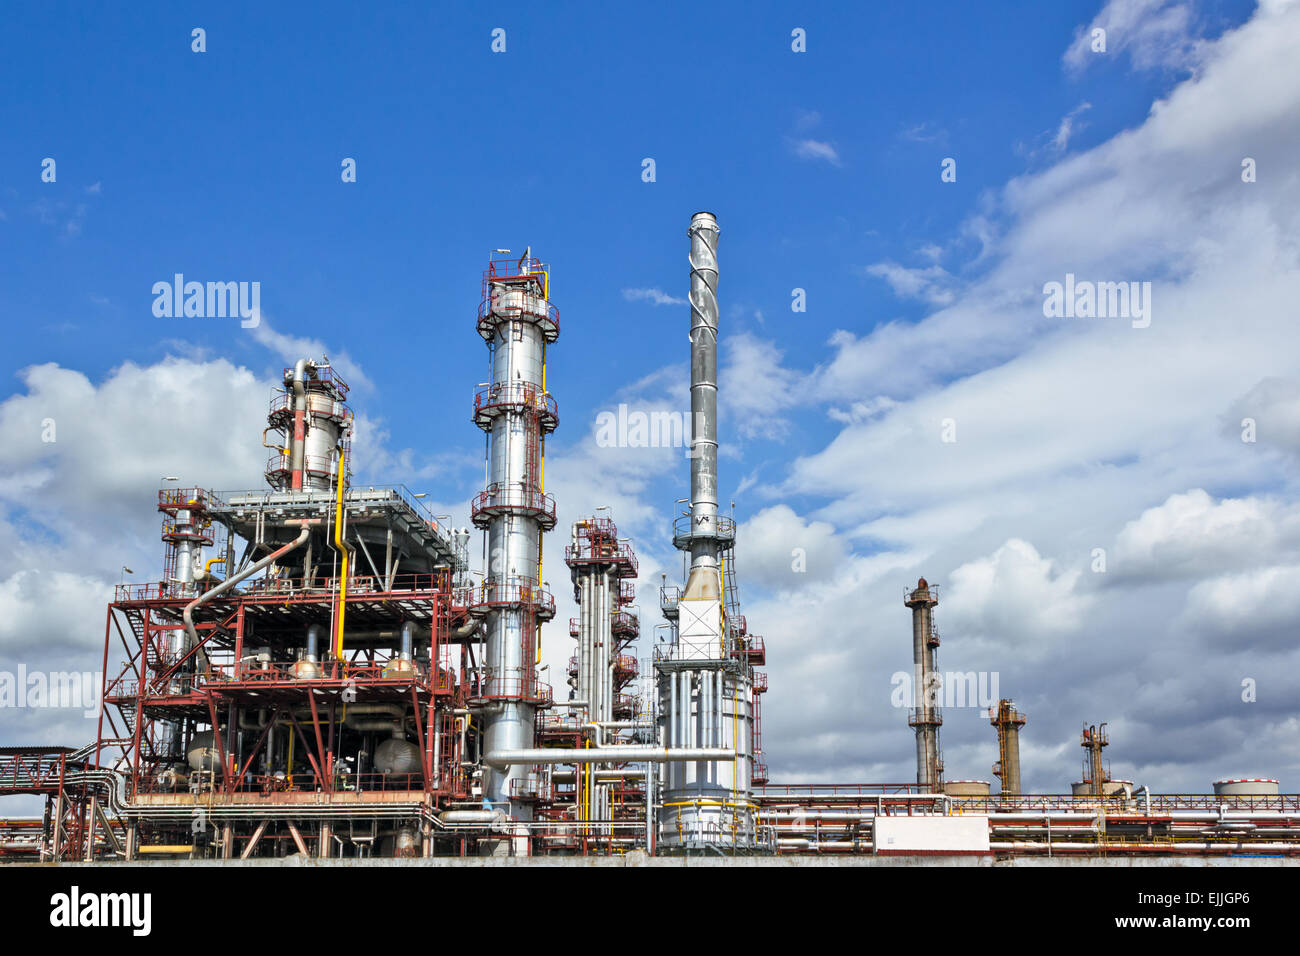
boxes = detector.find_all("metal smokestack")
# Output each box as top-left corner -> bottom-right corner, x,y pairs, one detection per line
991,699 -> 1026,795
684,211 -> 720,600
905,578 -> 943,792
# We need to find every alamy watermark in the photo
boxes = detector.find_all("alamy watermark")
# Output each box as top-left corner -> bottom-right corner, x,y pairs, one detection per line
0,666 -> 102,718
891,670 -> 1000,710
151,274 -> 261,327
595,404 -> 704,457
1042,273 -> 1151,328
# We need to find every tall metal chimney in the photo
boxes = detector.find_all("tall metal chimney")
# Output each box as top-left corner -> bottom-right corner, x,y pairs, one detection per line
904,578 -> 943,792
655,212 -> 756,852
990,699 -> 1026,795
684,211 -> 721,601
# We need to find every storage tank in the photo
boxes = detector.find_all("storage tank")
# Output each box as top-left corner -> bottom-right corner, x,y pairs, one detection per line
945,780 -> 990,797
1071,779 -> 1130,797
1213,778 -> 1279,797
374,736 -> 421,775
187,730 -> 220,772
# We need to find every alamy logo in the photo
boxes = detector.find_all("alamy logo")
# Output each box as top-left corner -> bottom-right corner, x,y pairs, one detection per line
0,666 -> 101,718
595,404 -> 705,457
50,886 -> 152,936
151,274 -> 261,327
890,670 -> 1000,709
1042,273 -> 1151,328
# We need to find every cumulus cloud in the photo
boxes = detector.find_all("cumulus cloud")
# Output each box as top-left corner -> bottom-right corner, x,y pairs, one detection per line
744,3 -> 1300,790
946,539 -> 1093,643
1183,564 -> 1300,649
1112,489 -> 1300,582
719,332 -> 803,440
737,505 -> 847,592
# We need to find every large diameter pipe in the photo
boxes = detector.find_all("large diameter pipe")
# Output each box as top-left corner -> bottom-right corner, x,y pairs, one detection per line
485,747 -> 734,767
686,211 -> 720,573
183,524 -> 310,649
288,359 -> 309,490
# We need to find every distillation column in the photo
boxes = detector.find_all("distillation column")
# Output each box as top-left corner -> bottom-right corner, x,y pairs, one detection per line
905,578 -> 943,792
656,212 -> 754,851
1081,723 -> 1109,797
566,517 -> 638,832
991,699 -> 1026,795
469,254 -> 559,848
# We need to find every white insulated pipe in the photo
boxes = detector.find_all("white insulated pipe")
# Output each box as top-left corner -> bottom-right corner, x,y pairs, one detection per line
484,747 -> 734,766
183,524 -> 310,650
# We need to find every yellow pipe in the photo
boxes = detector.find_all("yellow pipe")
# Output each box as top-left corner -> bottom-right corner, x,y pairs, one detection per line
138,845 -> 194,854
287,723 -> 295,787
333,449 -> 350,660
582,739 -> 592,831
204,557 -> 224,577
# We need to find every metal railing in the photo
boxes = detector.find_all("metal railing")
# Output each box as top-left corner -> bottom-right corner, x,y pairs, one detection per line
464,580 -> 556,618
473,383 -> 559,430
477,294 -> 560,342
468,670 -> 553,705
672,514 -> 736,549
470,486 -> 557,529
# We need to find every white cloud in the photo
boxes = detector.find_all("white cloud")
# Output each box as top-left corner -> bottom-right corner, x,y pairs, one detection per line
719,332 -> 802,440
737,505 -> 847,592
1113,490 -> 1300,581
946,539 -> 1093,643
862,260 -> 957,306
1051,102 -> 1092,151
249,315 -> 374,392
1225,376 -> 1300,458
1063,0 -> 1204,73
1183,564 -> 1300,648
746,3 -> 1300,789
791,139 -> 842,166
621,287 -> 686,307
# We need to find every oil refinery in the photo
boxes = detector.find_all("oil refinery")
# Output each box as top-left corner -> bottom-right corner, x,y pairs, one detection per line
0,212 -> 1294,865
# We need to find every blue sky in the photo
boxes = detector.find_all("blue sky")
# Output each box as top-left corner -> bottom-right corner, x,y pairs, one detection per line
4,0 -> 1247,438
3,0 -> 1299,796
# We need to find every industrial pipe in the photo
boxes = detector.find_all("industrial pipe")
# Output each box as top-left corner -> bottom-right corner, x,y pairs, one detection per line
686,211 -> 720,577
183,523 -> 311,650
485,747 -> 734,767
287,359 -> 312,490
438,809 -> 507,827
333,448 -> 352,658
305,624 -> 322,663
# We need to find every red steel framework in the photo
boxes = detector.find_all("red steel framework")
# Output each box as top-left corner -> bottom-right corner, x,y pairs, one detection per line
97,569 -> 471,800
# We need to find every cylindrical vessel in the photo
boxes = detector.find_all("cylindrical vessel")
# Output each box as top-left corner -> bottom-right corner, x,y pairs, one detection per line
905,579 -> 942,792
945,780 -> 991,797
471,261 -> 558,845
1213,778 -> 1279,797
374,736 -> 421,775
657,664 -> 754,851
